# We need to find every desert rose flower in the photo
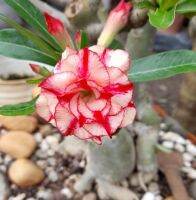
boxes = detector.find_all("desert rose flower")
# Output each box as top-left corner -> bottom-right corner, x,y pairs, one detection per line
44,12 -> 72,48
36,46 -> 136,144
98,0 -> 132,47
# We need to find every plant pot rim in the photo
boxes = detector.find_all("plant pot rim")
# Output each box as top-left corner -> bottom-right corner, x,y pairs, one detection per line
0,77 -> 32,85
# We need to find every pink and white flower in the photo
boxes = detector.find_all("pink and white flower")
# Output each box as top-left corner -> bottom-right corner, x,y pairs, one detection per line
36,45 -> 136,144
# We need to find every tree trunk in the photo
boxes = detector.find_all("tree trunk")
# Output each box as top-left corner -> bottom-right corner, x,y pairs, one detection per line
174,16 -> 196,133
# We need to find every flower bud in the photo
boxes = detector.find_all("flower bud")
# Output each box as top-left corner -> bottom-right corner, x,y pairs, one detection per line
44,12 -> 72,48
30,64 -> 52,77
98,0 -> 132,47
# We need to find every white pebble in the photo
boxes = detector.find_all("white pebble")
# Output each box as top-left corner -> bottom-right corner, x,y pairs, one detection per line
162,141 -> 174,149
183,153 -> 193,162
47,149 -> 55,156
184,161 -> 191,167
48,158 -> 56,166
182,167 -> 196,179
142,192 -> 155,200
9,193 -> 26,200
174,143 -> 185,152
37,160 -> 47,168
187,143 -> 196,156
4,155 -> 12,165
34,133 -> 43,143
0,165 -> 6,172
41,140 -> 50,151
155,195 -> 163,200
148,182 -> 159,194
45,135 -> 59,150
162,132 -> 186,144
61,188 -> 73,199
35,149 -> 47,159
48,171 -> 58,182
37,190 -> 52,199
159,131 -> 165,136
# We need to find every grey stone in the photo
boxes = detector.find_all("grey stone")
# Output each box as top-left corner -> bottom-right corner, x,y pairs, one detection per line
0,172 -> 9,200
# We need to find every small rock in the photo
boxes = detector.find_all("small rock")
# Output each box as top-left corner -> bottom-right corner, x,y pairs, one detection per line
162,132 -> 186,144
40,140 -> 50,151
47,149 -> 55,156
184,161 -> 191,167
61,188 -> 73,199
183,152 -> 193,162
48,171 -> 58,182
155,195 -> 163,200
162,141 -> 174,149
181,167 -> 196,179
48,157 -> 56,166
0,172 -> 9,200
148,182 -> 159,193
36,160 -> 47,168
8,159 -> 44,187
82,192 -> 97,200
189,181 -> 196,199
4,154 -> 13,165
37,189 -> 52,199
9,193 -> 26,200
0,131 -> 36,158
34,133 -> 43,143
187,143 -> 196,156
174,143 -> 185,152
142,192 -> 155,200
0,165 -> 6,173
35,149 -> 47,159
0,116 -> 37,133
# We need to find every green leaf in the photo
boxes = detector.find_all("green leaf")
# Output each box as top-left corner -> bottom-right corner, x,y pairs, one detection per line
159,0 -> 179,10
148,7 -> 176,29
0,29 -> 57,65
136,1 -> 154,9
0,14 -> 61,60
109,39 -> 124,50
4,0 -> 63,52
129,50 -> 196,82
0,98 -> 37,116
176,0 -> 196,14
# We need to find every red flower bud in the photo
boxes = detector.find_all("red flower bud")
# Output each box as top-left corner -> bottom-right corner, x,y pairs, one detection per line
44,12 -> 72,48
98,0 -> 132,47
30,64 -> 52,77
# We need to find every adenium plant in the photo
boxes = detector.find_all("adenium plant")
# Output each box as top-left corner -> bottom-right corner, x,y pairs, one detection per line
37,0 -> 136,144
0,0 -> 195,144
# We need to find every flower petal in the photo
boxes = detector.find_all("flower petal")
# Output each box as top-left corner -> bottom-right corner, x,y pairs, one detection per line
107,67 -> 129,85
84,123 -> 108,137
108,111 -> 124,133
78,96 -> 94,119
87,98 -> 107,111
105,49 -> 130,72
55,103 -> 75,134
121,106 -> 136,127
40,72 -> 77,95
36,91 -> 58,122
